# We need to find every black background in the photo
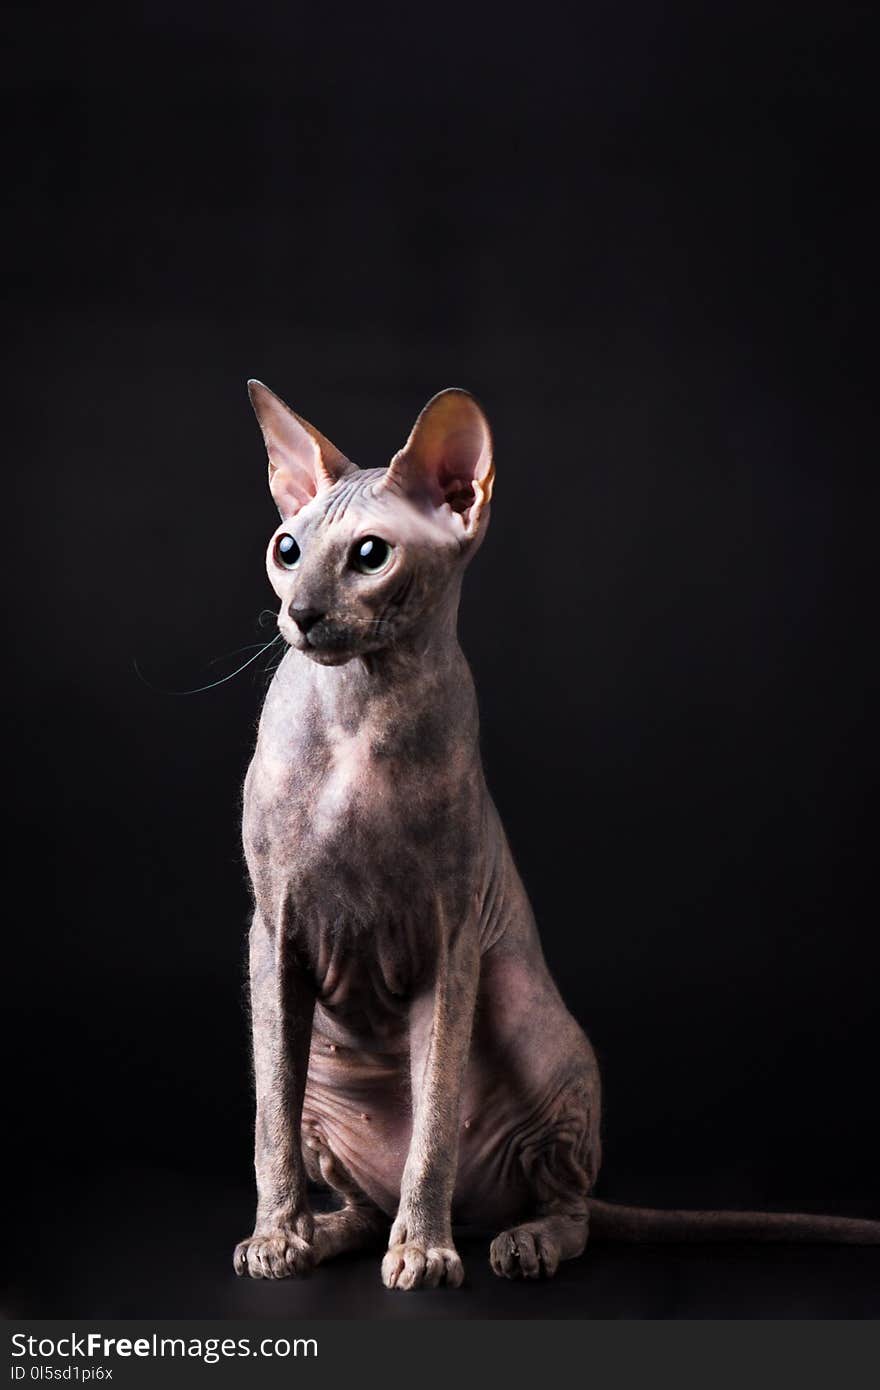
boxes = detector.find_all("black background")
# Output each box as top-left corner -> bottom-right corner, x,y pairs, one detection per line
5,2 -> 879,1317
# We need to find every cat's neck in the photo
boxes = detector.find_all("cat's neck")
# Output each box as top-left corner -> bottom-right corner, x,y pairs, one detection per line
270,590 -> 476,736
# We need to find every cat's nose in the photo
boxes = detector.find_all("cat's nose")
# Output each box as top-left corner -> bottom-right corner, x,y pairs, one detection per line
289,605 -> 324,635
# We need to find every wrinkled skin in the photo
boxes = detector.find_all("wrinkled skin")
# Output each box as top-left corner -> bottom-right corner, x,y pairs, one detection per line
234,383 -> 880,1289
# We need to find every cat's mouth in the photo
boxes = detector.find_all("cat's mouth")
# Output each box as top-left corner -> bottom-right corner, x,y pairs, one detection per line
302,642 -> 358,666
280,619 -> 367,666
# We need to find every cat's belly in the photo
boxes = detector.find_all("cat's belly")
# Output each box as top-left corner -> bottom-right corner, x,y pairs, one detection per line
302,939 -> 600,1226
302,1027 -> 556,1228
303,1033 -> 410,1216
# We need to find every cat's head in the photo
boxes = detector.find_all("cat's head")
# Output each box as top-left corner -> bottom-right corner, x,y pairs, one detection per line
249,381 -> 494,665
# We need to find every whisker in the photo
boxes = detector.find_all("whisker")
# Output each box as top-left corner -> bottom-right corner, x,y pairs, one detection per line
133,633 -> 284,696
262,643 -> 287,671
207,641 -> 277,668
259,653 -> 286,687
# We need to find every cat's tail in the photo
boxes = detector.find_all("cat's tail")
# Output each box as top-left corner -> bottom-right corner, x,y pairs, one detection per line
586,1198 -> 880,1244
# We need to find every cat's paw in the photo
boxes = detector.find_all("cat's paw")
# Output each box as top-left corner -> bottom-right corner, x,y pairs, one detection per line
489,1226 -> 560,1279
381,1240 -> 464,1290
233,1231 -> 315,1279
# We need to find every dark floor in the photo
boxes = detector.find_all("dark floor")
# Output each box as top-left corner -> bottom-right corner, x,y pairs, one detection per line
4,1171 -> 879,1320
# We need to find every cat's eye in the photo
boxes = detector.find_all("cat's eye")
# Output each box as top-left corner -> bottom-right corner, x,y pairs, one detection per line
351,536 -> 392,575
274,534 -> 301,569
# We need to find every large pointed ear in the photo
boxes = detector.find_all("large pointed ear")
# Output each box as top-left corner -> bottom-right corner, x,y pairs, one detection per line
381,389 -> 494,539
248,380 -> 357,518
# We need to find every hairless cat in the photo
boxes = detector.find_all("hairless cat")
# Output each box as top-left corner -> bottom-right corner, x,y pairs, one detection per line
233,383 -> 879,1289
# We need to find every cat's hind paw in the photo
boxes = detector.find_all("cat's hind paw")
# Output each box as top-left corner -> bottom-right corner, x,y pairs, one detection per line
489,1225 -> 560,1279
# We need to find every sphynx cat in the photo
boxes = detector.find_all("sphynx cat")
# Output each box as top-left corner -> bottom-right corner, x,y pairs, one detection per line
233,383 -> 879,1289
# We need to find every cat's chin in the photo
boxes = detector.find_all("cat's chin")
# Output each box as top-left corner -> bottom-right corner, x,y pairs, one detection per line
312,652 -> 357,667
298,645 -> 360,667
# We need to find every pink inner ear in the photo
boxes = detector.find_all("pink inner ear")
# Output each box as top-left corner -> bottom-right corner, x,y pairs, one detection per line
269,461 -> 318,517
440,472 -> 476,514
433,424 -> 490,512
387,390 -> 493,528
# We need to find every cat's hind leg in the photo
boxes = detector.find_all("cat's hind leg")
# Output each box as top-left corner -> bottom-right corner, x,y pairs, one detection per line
489,1069 -> 599,1281
304,1131 -> 389,1264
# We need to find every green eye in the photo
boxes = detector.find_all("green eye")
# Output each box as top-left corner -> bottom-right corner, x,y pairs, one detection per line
275,534 -> 301,568
351,536 -> 392,575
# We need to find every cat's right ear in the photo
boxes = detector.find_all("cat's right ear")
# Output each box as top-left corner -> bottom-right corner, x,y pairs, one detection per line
248,380 -> 357,518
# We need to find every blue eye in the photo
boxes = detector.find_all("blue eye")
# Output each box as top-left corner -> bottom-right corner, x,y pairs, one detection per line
351,537 -> 392,574
275,534 -> 301,568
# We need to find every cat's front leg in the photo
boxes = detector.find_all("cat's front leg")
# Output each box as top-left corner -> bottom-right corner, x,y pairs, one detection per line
234,910 -> 316,1279
382,923 -> 479,1291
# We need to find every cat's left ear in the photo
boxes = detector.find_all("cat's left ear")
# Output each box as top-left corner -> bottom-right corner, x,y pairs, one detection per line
382,389 -> 494,540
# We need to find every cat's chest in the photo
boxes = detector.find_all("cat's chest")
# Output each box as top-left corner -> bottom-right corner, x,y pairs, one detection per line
245,719 -> 471,919
243,666 -> 482,1017
245,731 -> 443,1016
247,723 -> 411,865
